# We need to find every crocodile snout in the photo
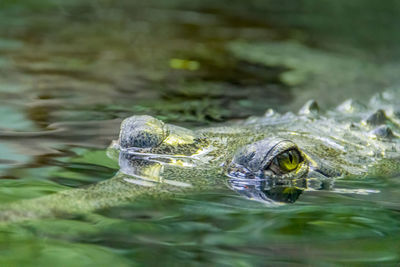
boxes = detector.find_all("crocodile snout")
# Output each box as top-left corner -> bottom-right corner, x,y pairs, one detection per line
119,115 -> 169,149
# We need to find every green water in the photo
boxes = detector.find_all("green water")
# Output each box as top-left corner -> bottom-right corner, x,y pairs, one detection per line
0,0 -> 400,266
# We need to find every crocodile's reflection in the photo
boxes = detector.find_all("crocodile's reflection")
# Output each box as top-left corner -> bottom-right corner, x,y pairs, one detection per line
119,151 -> 193,188
119,153 -> 164,183
228,177 -> 333,204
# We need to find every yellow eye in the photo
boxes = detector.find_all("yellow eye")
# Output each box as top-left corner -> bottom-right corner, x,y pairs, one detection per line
276,149 -> 301,172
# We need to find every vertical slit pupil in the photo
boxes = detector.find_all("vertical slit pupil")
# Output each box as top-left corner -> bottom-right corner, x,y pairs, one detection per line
289,152 -> 293,163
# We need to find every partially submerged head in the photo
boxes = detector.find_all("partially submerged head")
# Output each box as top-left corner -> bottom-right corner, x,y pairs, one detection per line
111,89 -> 400,204
113,115 -> 344,203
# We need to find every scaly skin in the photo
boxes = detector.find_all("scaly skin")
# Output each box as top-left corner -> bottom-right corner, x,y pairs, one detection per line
1,90 -> 399,221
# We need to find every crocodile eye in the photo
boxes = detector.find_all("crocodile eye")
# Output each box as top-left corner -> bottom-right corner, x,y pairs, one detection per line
228,138 -> 308,179
270,149 -> 303,174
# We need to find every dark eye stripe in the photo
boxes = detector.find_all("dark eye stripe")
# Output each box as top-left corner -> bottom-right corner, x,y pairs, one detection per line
289,152 -> 293,163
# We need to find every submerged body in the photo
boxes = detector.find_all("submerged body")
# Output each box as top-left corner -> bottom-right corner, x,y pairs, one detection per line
1,90 -> 400,221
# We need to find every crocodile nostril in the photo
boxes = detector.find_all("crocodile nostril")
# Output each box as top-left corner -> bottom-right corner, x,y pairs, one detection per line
119,115 -> 168,149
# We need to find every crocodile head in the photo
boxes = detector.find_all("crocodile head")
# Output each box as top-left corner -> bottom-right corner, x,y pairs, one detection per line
110,90 -> 400,204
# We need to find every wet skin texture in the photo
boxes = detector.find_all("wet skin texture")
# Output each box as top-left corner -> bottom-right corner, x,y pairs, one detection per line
1,90 -> 400,221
